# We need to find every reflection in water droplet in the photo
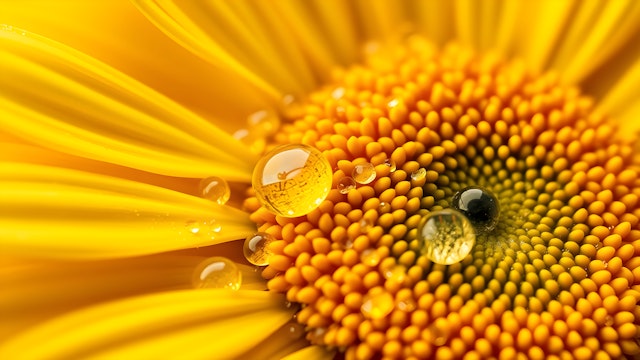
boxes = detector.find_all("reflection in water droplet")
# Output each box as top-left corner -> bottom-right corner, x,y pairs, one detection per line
384,158 -> 397,172
199,176 -> 230,205
352,163 -> 376,184
361,248 -> 381,267
252,144 -> 333,217
410,168 -> 427,181
428,319 -> 450,346
243,232 -> 274,266
192,257 -> 241,290
337,176 -> 357,194
186,221 -> 200,235
418,209 -> 476,265
361,289 -> 394,319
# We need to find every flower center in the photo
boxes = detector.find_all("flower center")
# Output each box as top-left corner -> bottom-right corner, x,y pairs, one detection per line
243,37 -> 640,359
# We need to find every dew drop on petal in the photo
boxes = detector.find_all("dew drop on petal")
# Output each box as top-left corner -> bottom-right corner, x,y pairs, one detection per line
199,176 -> 230,205
418,209 -> 476,265
252,144 -> 333,217
352,163 -> 376,184
361,289 -> 394,320
337,176 -> 357,194
192,256 -> 241,290
186,220 -> 201,235
361,248 -> 381,267
243,232 -> 274,266
410,168 -> 427,182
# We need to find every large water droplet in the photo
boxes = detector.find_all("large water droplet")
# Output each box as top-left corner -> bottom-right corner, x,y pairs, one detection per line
243,232 -> 274,266
361,289 -> 394,319
199,176 -> 230,205
192,257 -> 241,290
252,144 -> 333,217
352,163 -> 376,184
451,186 -> 500,233
418,209 -> 476,265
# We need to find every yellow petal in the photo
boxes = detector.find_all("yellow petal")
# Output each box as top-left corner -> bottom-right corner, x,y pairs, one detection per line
134,0 -> 315,99
0,163 -> 255,259
0,289 -> 293,360
0,1 -> 268,132
281,346 -> 336,360
0,26 -> 255,180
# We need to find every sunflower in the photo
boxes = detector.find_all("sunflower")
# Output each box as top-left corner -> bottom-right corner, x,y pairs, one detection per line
2,1 -> 640,359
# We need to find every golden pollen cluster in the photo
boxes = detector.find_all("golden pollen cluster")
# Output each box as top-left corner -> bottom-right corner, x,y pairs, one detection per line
244,37 -> 640,359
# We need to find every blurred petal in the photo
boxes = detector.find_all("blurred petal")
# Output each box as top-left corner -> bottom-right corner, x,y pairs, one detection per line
281,346 -> 336,360
0,289 -> 293,360
134,0 -> 316,99
0,26 -> 255,180
0,163 -> 255,259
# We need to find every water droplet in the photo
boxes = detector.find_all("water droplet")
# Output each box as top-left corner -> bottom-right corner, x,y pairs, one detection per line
410,168 -> 427,182
286,322 -> 306,339
428,320 -> 450,346
384,265 -> 407,284
361,289 -> 394,319
451,186 -> 500,233
352,163 -> 376,184
387,98 -> 400,108
252,144 -> 333,217
605,315 -> 614,326
199,176 -> 230,205
397,298 -> 416,312
384,158 -> 397,172
361,248 -> 381,266
186,221 -> 201,235
379,202 -> 391,213
192,257 -> 241,290
247,110 -> 280,136
337,176 -> 357,194
243,232 -> 274,266
418,209 -> 476,265
332,87 -> 345,99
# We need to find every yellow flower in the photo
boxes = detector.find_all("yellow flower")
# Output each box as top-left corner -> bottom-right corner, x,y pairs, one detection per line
1,1 -> 640,359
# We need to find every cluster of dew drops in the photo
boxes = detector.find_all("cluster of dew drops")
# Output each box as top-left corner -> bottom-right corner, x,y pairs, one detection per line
187,102 -> 502,332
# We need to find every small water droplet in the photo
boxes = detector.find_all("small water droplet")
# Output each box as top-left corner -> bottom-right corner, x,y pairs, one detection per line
410,168 -> 427,182
286,322 -> 306,339
192,257 -> 241,290
199,176 -> 231,205
361,248 -> 381,267
252,144 -> 333,217
352,163 -> 376,184
428,320 -> 450,346
361,289 -> 394,319
359,218 -> 374,232
379,202 -> 391,213
243,232 -> 274,266
418,209 -> 476,265
384,265 -> 407,284
337,176 -> 357,194
384,158 -> 397,172
186,221 -> 201,235
397,298 -> 416,312
331,87 -> 345,99
387,98 -> 400,108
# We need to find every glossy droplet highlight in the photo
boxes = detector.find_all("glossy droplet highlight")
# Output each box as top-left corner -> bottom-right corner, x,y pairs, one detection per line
451,186 -> 500,233
384,158 -> 396,172
186,220 -> 200,235
286,322 -> 306,339
243,232 -> 274,266
252,144 -> 333,217
337,176 -> 357,194
418,209 -> 476,265
352,163 -> 376,184
199,176 -> 230,205
361,289 -> 394,319
384,264 -> 407,284
192,257 -> 241,290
